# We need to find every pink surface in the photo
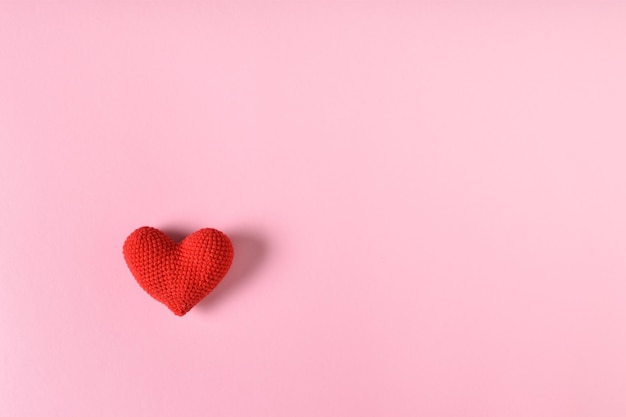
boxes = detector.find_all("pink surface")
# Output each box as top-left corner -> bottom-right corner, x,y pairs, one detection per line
2,3 -> 626,416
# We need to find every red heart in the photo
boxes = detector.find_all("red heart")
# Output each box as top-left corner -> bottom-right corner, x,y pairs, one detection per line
123,226 -> 234,316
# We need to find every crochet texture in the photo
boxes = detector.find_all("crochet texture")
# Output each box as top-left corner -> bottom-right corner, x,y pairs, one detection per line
123,226 -> 234,316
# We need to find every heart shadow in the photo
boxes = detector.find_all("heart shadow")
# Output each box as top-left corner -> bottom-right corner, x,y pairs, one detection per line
162,227 -> 268,312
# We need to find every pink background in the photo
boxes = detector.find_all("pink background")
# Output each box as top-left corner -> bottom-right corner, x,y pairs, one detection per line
1,2 -> 626,416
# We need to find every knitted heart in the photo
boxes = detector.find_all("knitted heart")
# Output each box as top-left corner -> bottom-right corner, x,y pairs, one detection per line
123,226 -> 234,316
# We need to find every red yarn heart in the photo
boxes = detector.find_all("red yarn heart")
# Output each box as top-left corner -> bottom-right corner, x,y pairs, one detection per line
123,226 -> 234,316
